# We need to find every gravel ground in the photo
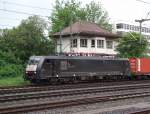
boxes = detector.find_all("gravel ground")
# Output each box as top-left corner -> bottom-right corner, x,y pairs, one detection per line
1,88 -> 150,108
25,97 -> 150,114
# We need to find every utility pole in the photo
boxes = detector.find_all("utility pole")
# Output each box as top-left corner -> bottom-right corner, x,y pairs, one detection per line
135,19 -> 150,43
59,26 -> 62,55
70,8 -> 73,53
70,17 -> 73,53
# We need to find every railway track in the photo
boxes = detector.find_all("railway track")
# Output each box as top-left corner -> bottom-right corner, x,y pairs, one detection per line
130,110 -> 150,114
1,80 -> 150,113
1,80 -> 150,95
1,82 -> 150,102
1,91 -> 150,114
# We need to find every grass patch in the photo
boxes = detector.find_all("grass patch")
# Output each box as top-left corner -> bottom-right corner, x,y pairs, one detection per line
0,76 -> 30,87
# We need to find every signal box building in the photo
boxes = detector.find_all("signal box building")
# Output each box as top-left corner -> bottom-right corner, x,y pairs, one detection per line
53,21 -> 120,56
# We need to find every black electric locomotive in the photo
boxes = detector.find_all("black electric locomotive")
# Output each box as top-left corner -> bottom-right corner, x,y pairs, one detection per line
25,56 -> 131,83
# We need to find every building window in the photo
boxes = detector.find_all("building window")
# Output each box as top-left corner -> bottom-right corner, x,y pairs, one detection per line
142,27 -> 145,32
146,28 -> 148,33
106,41 -> 113,49
126,24 -> 129,29
91,39 -> 95,48
97,40 -> 104,48
71,39 -> 77,48
80,39 -> 87,47
129,25 -> 132,30
124,24 -> 128,29
148,28 -> 150,33
135,26 -> 138,31
116,23 -> 123,29
131,25 -> 134,30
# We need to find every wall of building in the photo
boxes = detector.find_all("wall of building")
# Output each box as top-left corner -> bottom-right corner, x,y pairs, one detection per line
114,22 -> 150,42
56,36 -> 118,55
113,21 -> 150,56
56,38 -> 70,53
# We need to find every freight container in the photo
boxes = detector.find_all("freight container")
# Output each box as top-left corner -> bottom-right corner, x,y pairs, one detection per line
129,58 -> 150,75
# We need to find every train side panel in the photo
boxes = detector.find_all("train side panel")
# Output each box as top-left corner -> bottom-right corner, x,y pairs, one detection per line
129,58 -> 150,75
59,59 -> 130,78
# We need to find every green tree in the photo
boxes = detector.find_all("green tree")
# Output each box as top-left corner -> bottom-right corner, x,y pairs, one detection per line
85,1 -> 112,31
116,32 -> 149,58
50,0 -> 112,33
50,0 -> 86,33
0,16 -> 54,63
0,51 -> 23,78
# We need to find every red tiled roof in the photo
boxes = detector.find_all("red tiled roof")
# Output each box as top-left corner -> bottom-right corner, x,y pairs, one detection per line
53,21 -> 120,38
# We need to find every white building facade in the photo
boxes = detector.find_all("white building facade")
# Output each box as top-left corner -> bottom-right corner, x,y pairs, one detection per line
56,36 -> 117,55
114,22 -> 150,42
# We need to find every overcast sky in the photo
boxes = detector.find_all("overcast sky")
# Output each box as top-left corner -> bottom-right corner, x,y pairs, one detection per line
1,0 -> 150,29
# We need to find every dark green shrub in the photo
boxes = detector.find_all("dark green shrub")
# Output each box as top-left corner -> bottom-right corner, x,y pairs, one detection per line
0,51 -> 23,79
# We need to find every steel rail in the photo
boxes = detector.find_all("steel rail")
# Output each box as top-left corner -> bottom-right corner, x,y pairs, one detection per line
130,110 -> 150,114
0,91 -> 150,114
1,83 -> 150,102
1,80 -> 150,95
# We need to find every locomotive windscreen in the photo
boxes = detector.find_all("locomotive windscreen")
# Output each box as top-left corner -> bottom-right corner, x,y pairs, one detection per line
28,57 -> 41,65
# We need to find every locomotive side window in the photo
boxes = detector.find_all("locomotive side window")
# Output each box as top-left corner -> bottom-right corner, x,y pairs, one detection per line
60,61 -> 68,70
105,60 -> 112,65
99,60 -> 104,65
67,60 -> 75,68
46,59 -> 51,63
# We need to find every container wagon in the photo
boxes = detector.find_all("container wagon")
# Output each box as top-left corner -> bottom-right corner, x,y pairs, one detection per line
129,58 -> 150,79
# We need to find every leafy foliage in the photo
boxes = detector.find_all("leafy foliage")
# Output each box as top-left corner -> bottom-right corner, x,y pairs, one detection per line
84,1 -> 112,31
0,16 -> 54,63
51,0 -> 85,33
0,51 -> 23,78
116,32 -> 149,58
50,0 -> 112,33
0,16 -> 54,80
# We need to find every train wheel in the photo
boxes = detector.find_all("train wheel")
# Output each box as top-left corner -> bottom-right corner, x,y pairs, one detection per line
117,76 -> 122,81
73,76 -> 78,83
30,79 -> 40,84
30,79 -> 36,83
50,78 -> 59,85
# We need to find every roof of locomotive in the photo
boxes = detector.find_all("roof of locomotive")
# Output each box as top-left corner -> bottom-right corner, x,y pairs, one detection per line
30,55 -> 129,61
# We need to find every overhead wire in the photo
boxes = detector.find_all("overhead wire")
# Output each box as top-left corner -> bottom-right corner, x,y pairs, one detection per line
0,0 -> 52,28
2,1 -> 52,11
0,8 -> 49,17
0,24 -> 14,27
0,17 -> 22,21
136,0 -> 150,4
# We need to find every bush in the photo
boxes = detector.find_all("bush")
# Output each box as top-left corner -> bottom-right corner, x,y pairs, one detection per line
0,51 -> 23,79
0,65 -> 22,78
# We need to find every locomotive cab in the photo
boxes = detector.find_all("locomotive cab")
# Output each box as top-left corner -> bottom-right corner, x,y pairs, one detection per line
40,59 -> 55,79
25,56 -> 57,83
25,56 -> 41,81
